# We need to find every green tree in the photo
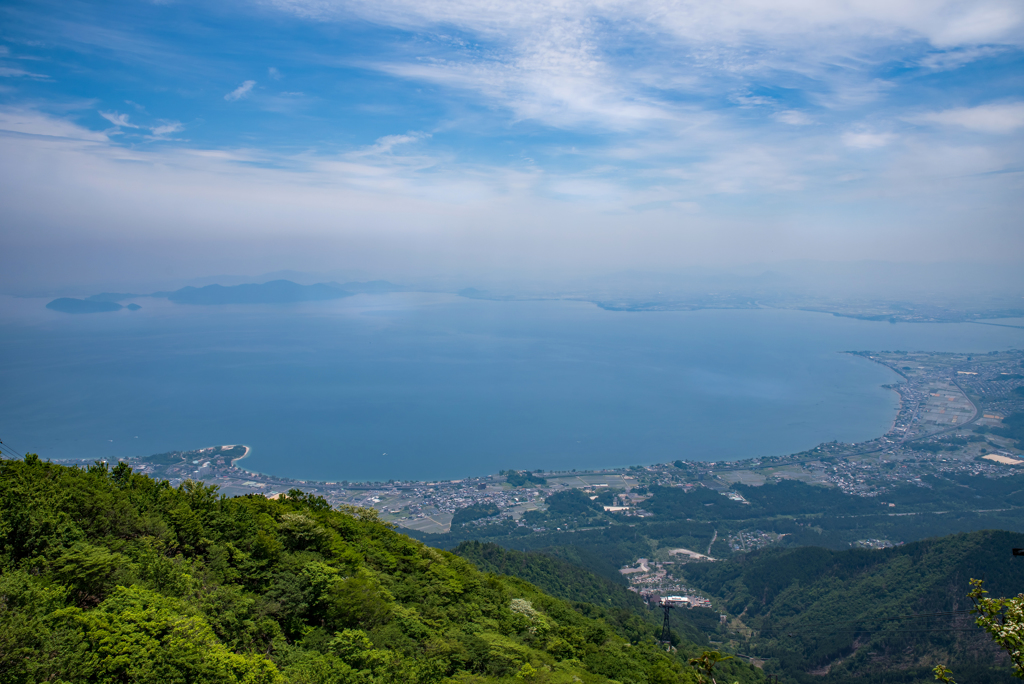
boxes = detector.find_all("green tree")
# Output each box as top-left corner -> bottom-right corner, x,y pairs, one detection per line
969,579 -> 1024,679
688,650 -> 732,684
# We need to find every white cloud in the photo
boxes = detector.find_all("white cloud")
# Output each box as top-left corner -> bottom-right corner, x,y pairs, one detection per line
1,105 -> 1022,284
265,0 -> 1024,138
918,46 -> 1005,71
909,102 -> 1024,134
842,130 -> 895,149
268,66 -> 282,79
366,133 -> 430,154
224,80 -> 256,101
685,146 -> 807,194
732,94 -> 776,108
775,110 -> 814,126
0,66 -> 48,79
99,111 -> 139,128
150,121 -> 185,137
269,0 -> 1024,49
0,107 -> 109,141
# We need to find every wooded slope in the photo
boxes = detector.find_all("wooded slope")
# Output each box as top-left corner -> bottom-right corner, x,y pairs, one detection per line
0,456 -> 764,684
684,530 -> 1024,684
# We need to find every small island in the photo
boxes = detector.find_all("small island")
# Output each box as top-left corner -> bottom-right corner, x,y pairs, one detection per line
46,298 -> 136,314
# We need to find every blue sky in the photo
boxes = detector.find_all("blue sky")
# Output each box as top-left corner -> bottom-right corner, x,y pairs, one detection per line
1,0 -> 1023,289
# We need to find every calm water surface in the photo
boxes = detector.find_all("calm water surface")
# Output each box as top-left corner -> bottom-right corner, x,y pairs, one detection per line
1,293 -> 1022,481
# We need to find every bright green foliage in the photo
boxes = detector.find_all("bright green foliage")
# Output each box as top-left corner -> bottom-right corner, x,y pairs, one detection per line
933,664 -> 956,683
968,579 -> 1024,679
931,578 -> 1024,684
0,457 -> 758,684
688,651 -> 732,684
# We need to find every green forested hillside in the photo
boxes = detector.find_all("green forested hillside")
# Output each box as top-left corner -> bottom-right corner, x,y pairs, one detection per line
682,530 -> 1024,684
0,456 -> 764,684
453,542 -> 643,613
452,543 -> 720,649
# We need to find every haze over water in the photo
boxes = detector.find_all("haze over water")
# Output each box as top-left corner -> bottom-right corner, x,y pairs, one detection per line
2,293 -> 1022,482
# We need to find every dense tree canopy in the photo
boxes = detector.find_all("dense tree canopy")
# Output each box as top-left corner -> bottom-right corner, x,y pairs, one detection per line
0,456 -> 762,684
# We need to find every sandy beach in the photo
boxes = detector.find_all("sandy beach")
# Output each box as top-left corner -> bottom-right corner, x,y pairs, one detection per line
229,445 -> 251,467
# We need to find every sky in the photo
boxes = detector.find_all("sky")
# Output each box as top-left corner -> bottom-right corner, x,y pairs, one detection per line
1,0 -> 1023,292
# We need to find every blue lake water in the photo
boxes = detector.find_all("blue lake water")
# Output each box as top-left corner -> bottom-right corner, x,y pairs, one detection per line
1,293 -> 1022,482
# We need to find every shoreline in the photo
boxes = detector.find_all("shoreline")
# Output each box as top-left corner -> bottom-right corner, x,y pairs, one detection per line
219,360 -> 911,485
225,354 -> 988,486
210,353 -> 922,486
228,445 -> 251,468
34,351 -> 1017,488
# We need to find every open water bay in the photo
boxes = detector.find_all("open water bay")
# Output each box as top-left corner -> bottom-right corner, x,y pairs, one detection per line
1,293 -> 1022,482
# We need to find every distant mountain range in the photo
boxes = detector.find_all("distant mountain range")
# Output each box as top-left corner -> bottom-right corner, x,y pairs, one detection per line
45,279 -> 403,313
161,280 -> 353,305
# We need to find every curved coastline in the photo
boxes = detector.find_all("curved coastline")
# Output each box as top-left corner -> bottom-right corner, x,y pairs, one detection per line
149,353 -> 985,486
228,444 -> 251,468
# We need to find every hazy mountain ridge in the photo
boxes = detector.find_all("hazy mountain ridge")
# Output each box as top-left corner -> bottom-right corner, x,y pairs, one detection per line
44,279 -> 405,312
163,280 -> 353,305
38,263 -> 1024,322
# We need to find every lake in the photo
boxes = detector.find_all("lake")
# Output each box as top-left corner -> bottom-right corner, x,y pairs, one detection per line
1,293 -> 1022,481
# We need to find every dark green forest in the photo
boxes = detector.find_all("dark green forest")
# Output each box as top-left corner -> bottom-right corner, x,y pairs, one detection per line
451,504 -> 501,526
452,542 -> 642,613
989,411 -> 1024,449
0,456 -> 766,684
503,472 -> 548,488
682,530 -> 1024,684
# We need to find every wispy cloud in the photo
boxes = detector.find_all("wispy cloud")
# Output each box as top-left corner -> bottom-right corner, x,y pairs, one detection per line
270,0 -> 1024,48
909,102 -> 1024,134
1,0 -> 1022,281
224,80 -> 256,101
2,105 -> 1022,283
270,0 -> 1024,133
149,121 -> 185,138
0,65 -> 49,79
0,107 -> 109,141
98,111 -> 139,128
365,133 -> 430,154
775,110 -> 814,126
918,46 -> 1006,71
842,130 -> 895,149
